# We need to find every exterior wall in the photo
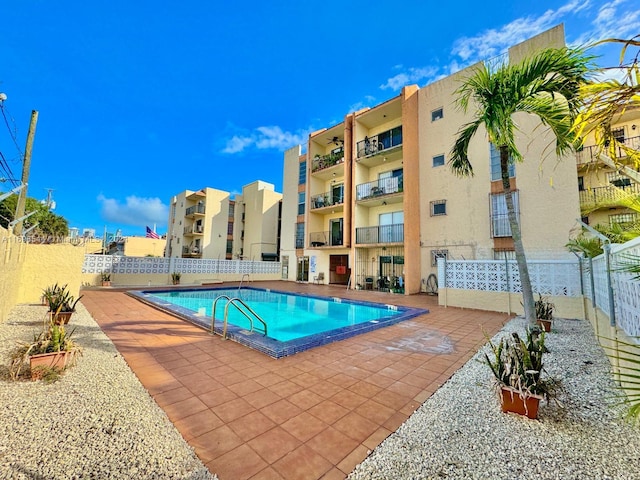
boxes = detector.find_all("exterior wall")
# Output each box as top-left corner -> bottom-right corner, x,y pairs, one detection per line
123,237 -> 167,257
240,181 -> 282,261
0,227 -> 25,321
81,271 -> 281,287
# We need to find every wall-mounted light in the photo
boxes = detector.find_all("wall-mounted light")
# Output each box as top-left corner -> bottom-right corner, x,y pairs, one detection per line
633,124 -> 637,130
382,201 -> 387,206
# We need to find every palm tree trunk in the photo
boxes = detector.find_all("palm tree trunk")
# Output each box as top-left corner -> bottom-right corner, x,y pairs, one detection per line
500,146 -> 536,325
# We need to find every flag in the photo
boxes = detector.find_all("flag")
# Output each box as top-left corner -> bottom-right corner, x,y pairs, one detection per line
146,226 -> 160,239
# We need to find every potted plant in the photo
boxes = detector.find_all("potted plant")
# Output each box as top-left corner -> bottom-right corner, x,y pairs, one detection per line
484,327 -> 555,419
43,284 -> 83,325
535,295 -> 554,332
9,317 -> 81,381
101,272 -> 111,287
171,272 -> 181,285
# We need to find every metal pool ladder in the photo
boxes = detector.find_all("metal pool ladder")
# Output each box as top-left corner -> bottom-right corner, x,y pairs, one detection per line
238,273 -> 250,291
210,295 -> 267,340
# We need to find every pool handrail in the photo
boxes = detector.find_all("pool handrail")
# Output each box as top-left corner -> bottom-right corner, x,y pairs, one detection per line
211,295 -> 267,339
238,273 -> 250,291
211,295 -> 233,334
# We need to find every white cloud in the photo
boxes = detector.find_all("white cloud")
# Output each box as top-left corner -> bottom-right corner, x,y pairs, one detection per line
97,194 -> 168,227
221,125 -> 312,154
380,66 -> 440,91
574,0 -> 640,45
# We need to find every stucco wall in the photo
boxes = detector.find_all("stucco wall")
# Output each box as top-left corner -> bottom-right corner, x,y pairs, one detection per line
81,271 -> 281,287
0,228 -> 25,321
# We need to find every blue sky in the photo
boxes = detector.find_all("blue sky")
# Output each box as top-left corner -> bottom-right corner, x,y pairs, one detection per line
1,0 -> 638,237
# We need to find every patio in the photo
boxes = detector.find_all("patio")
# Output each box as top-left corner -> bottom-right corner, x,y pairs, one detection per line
81,282 -> 511,479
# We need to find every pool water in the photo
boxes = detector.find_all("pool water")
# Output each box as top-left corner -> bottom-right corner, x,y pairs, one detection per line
129,287 -> 428,358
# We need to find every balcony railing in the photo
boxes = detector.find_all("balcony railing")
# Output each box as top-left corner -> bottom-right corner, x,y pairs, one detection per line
310,190 -> 344,209
579,183 -> 640,206
182,246 -> 202,257
309,230 -> 343,247
185,204 -> 205,216
295,236 -> 304,249
356,175 -> 403,201
183,225 -> 204,235
355,224 -> 404,244
356,126 -> 402,159
311,147 -> 344,173
577,135 -> 640,165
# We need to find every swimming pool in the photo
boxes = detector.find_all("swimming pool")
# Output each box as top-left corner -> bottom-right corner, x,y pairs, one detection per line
128,287 -> 428,358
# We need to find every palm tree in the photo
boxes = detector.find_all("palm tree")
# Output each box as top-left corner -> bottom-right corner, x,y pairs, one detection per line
450,47 -> 593,325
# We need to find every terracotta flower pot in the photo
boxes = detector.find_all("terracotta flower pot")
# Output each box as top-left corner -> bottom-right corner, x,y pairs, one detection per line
29,351 -> 73,380
50,311 -> 73,325
536,319 -> 552,332
499,386 -> 542,419
102,281 -> 111,287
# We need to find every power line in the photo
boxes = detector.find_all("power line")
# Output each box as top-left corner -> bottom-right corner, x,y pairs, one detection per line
0,103 -> 24,159
0,150 -> 18,187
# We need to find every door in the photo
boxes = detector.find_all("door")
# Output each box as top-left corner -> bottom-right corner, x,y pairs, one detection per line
332,183 -> 344,205
296,256 -> 309,282
330,218 -> 343,246
379,211 -> 403,243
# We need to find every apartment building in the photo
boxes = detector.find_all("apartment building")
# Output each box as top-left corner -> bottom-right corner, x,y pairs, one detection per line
166,181 -> 282,261
577,107 -> 640,228
281,24 -> 581,295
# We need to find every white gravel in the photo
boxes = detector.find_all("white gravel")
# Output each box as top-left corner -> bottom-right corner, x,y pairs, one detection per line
0,303 -> 216,480
350,316 -> 640,480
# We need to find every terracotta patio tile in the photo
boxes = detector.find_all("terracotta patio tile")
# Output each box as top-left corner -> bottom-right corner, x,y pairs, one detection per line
306,426 -> 359,464
329,389 -> 367,410
179,371 -> 222,396
386,380 -> 423,399
173,409 -> 224,441
363,426 -> 393,450
244,388 -> 282,409
307,381 -> 343,399
215,397 -> 256,423
347,380 -> 383,398
228,378 -> 265,397
248,426 -> 302,464
337,444 -> 370,475
254,372 -> 287,387
332,411 -> 379,443
272,444 -> 332,480
326,373 -> 359,389
249,466 -> 285,480
374,389 -> 411,410
153,386 -> 197,408
191,425 -> 244,463
209,444 -> 268,480
382,411 -> 409,431
308,400 -> 349,425
280,411 -> 327,442
162,396 -> 208,422
260,398 -> 302,424
287,389 -> 324,411
228,410 -> 277,442
354,398 -> 395,425
217,370 -> 250,387
198,386 -> 239,408
320,467 -> 347,480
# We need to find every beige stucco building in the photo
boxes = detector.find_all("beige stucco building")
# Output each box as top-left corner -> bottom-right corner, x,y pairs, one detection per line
281,24 -> 582,295
166,181 -> 282,261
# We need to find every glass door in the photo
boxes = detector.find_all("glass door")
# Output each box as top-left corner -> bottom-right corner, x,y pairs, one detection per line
330,218 -> 343,246
296,256 -> 309,282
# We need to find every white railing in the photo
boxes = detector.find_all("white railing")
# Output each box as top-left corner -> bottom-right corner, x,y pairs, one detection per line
610,237 -> 640,338
82,254 -> 281,275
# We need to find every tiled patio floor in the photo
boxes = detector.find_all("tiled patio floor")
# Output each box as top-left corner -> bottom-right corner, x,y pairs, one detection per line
81,282 -> 511,480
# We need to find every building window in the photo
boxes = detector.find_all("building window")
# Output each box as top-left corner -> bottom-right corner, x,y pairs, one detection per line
432,154 -> 445,167
609,213 -> 637,225
228,203 -> 235,217
578,176 -> 584,191
227,222 -> 233,235
430,200 -> 446,216
299,161 -> 307,185
431,249 -> 448,266
612,127 -> 625,143
281,255 -> 289,279
226,240 -> 233,254
493,248 -> 516,260
490,143 -> 515,181
295,222 -> 304,249
606,171 -> 632,188
431,108 -> 443,121
581,215 -> 589,225
490,191 -> 520,237
298,192 -> 305,215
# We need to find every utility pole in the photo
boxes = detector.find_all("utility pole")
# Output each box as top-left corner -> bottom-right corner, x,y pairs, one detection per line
14,110 -> 39,235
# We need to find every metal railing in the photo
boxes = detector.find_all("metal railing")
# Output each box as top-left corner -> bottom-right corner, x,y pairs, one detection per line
309,230 -> 343,247
183,225 -> 204,234
185,204 -> 205,216
355,224 -> 404,244
210,295 -> 268,340
310,190 -> 344,209
579,183 -> 640,206
356,175 -> 403,201
577,135 -> 640,165
311,148 -> 345,173
356,126 -> 402,158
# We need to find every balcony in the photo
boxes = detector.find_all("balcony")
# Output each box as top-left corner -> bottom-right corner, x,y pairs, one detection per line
356,175 -> 403,205
185,204 -> 205,217
355,224 -> 404,245
309,230 -> 343,248
577,135 -> 640,166
311,147 -> 345,174
356,126 -> 402,160
579,183 -> 640,209
182,246 -> 202,258
183,225 -> 204,235
310,190 -> 344,211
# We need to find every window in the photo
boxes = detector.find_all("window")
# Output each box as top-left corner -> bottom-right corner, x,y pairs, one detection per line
490,143 -> 515,181
613,127 -> 625,143
578,176 -> 584,191
431,249 -> 448,266
432,154 -> 445,167
298,192 -> 305,215
226,240 -> 233,254
431,108 -> 443,121
281,256 -> 289,279
609,213 -> 637,225
228,203 -> 235,217
430,200 -> 446,216
227,222 -> 233,235
295,222 -> 305,249
490,191 -> 520,237
581,215 -> 589,225
607,171 -> 632,188
299,161 -> 307,185
493,249 -> 516,260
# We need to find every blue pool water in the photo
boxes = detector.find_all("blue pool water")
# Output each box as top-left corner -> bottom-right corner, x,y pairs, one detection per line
129,287 -> 428,358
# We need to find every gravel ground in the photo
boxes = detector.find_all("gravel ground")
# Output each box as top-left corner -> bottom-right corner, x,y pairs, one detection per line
0,303 -> 216,480
350,316 -> 640,480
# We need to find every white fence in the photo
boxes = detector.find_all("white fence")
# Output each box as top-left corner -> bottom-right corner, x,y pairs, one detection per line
82,255 -> 282,276
438,238 -> 640,340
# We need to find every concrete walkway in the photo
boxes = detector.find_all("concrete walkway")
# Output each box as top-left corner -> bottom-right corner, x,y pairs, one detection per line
81,282 -> 511,480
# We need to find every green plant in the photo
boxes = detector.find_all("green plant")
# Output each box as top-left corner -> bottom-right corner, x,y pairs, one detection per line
484,328 -> 554,399
600,337 -> 640,424
101,272 -> 111,282
535,295 -> 554,321
43,283 -> 83,314
171,272 -> 181,283
9,318 -> 81,380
